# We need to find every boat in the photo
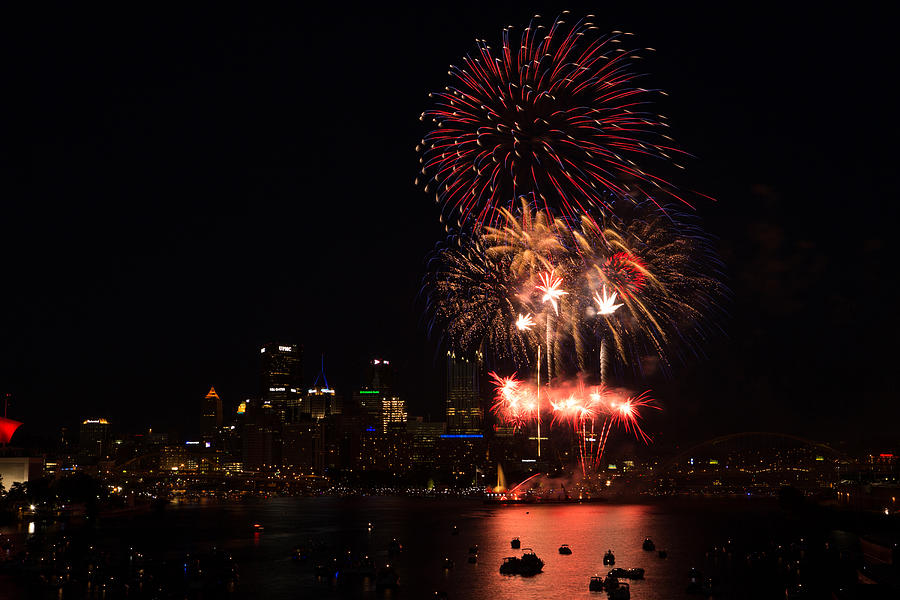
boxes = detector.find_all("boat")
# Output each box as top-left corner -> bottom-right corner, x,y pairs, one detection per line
658,550 -> 668,559
626,568 -> 644,580
451,525 -> 459,535
603,550 -> 615,565
468,545 -> 478,554
252,523 -> 265,532
608,568 -> 628,579
511,537 -> 521,549
498,549 -> 544,576
467,555 -> 477,564
442,557 -> 454,569
642,538 -> 655,551
609,582 -> 630,599
388,539 -> 403,554
589,575 -> 605,591
374,566 -> 399,593
558,544 -> 572,555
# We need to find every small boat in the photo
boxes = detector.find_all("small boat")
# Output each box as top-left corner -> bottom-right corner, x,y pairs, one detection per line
603,549 -> 615,565
442,557 -> 454,569
609,582 -> 630,599
658,549 -> 668,559
388,539 -> 403,554
451,525 -> 459,535
642,538 -> 655,551
468,545 -> 478,554
558,544 -> 572,555
608,568 -> 627,579
511,537 -> 521,549
499,549 -> 544,576
589,575 -> 605,591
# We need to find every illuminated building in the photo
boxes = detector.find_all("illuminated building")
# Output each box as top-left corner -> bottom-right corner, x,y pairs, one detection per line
260,343 -> 303,423
306,355 -> 336,420
0,457 -> 43,486
446,351 -> 483,435
79,418 -> 111,459
353,358 -> 402,432
201,386 -> 222,437
382,398 -> 407,432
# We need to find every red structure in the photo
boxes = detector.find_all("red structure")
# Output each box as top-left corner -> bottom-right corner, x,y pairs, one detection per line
0,416 -> 22,444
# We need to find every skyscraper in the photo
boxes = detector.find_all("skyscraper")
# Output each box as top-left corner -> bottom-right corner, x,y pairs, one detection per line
260,343 -> 303,422
446,351 -> 483,435
201,386 -> 222,438
353,358 -> 401,432
79,418 -> 111,459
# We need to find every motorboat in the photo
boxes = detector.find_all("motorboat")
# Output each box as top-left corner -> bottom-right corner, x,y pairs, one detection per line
608,568 -> 628,579
626,568 -> 644,580
511,537 -> 521,549
451,525 -> 459,535
608,582 -> 630,599
558,544 -> 572,555
442,557 -> 454,569
603,550 -> 615,565
642,538 -> 655,551
498,549 -> 544,576
589,575 -> 605,591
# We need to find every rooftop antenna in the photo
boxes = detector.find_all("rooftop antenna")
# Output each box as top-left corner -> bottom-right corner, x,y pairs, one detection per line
312,354 -> 330,390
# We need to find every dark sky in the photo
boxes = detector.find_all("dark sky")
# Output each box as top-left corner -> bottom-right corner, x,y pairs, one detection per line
3,4 -> 897,446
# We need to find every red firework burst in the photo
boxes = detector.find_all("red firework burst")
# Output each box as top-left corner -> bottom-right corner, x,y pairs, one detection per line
602,251 -> 647,296
419,14 -> 691,226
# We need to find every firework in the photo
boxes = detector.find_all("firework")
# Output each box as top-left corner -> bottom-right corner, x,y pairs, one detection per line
492,373 -> 656,473
419,13 -> 691,226
422,232 -> 536,365
489,372 -> 538,429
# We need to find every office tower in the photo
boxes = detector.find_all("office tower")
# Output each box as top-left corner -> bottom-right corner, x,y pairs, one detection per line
446,351 -> 483,435
381,398 -> 407,432
260,343 -> 303,422
201,386 -> 222,437
353,357 -> 398,431
79,418 -> 111,459
306,355 -> 335,420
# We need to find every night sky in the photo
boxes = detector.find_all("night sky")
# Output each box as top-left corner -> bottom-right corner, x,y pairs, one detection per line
3,4 -> 897,446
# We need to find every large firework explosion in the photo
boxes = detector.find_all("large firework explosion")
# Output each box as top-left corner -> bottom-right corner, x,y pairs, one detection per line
418,12 -> 694,227
423,199 -> 724,380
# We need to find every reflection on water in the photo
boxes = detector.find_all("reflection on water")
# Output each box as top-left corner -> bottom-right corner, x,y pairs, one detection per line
4,497 -> 786,599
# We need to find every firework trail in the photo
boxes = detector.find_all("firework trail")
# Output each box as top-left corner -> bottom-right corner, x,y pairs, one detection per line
418,13 -> 694,227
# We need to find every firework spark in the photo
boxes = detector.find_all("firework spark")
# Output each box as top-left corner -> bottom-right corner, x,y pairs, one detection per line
515,313 -> 536,331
